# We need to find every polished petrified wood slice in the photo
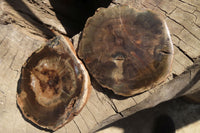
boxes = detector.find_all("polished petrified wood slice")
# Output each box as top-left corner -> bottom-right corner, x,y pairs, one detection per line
78,6 -> 174,96
17,35 -> 91,131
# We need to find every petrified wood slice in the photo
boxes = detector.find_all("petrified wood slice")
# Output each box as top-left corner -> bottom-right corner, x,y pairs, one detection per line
17,35 -> 91,131
78,6 -> 174,96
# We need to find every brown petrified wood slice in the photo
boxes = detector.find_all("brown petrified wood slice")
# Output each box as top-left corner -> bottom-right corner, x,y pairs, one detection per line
17,35 -> 91,131
78,6 -> 174,96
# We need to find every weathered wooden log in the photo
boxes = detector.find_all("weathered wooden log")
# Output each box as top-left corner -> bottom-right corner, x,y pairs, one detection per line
183,57 -> 200,103
91,63 -> 200,132
0,0 -> 199,133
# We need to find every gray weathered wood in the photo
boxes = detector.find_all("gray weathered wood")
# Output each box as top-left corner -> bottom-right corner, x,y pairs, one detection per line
91,63 -> 200,132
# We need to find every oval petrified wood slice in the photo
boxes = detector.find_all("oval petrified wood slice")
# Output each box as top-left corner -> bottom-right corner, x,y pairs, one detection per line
78,6 -> 174,96
17,35 -> 91,131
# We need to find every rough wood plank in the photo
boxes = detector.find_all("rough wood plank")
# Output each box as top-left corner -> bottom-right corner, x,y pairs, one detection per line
111,97 -> 136,113
0,24 -> 44,133
172,45 -> 193,75
133,91 -> 151,104
64,121 -> 80,133
84,88 -> 116,124
92,64 -> 200,132
0,0 -> 200,133
0,0 -> 64,37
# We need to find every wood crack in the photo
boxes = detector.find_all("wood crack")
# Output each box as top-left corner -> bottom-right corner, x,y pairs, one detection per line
166,15 -> 200,41
79,114 -> 90,130
94,91 -> 104,105
0,35 -> 6,46
157,5 -> 167,14
168,7 -> 178,15
147,2 -> 175,15
85,105 -> 99,124
178,0 -> 198,8
107,97 -> 119,113
177,7 -> 197,21
106,96 -> 125,117
111,1 -> 122,5
1,48 -> 9,59
131,97 -> 137,104
26,0 -> 54,16
0,89 -> 5,94
0,13 -> 16,25
73,120 -> 81,133
9,50 -> 18,69
173,32 -> 197,51
194,22 -> 200,28
172,34 -> 195,62
173,43 -> 194,63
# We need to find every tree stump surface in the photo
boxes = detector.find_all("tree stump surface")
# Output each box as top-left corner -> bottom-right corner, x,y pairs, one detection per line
0,0 -> 200,133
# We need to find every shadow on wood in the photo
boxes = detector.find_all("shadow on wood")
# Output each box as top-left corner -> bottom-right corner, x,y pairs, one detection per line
97,98 -> 200,133
49,0 -> 112,37
5,0 -> 112,38
175,67 -> 200,97
5,0 -> 55,38
92,62 -> 200,132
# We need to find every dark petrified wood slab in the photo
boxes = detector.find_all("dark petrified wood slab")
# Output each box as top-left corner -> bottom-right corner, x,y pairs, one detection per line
78,6 -> 174,96
17,35 -> 91,131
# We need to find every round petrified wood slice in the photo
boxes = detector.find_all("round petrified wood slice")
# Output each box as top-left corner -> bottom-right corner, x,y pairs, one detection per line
17,35 -> 91,131
78,6 -> 173,96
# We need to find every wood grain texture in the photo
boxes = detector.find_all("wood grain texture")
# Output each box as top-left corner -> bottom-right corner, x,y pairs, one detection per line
0,0 -> 200,133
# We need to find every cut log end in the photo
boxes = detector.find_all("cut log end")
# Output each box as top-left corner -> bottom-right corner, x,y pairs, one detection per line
78,6 -> 174,96
17,35 -> 91,131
